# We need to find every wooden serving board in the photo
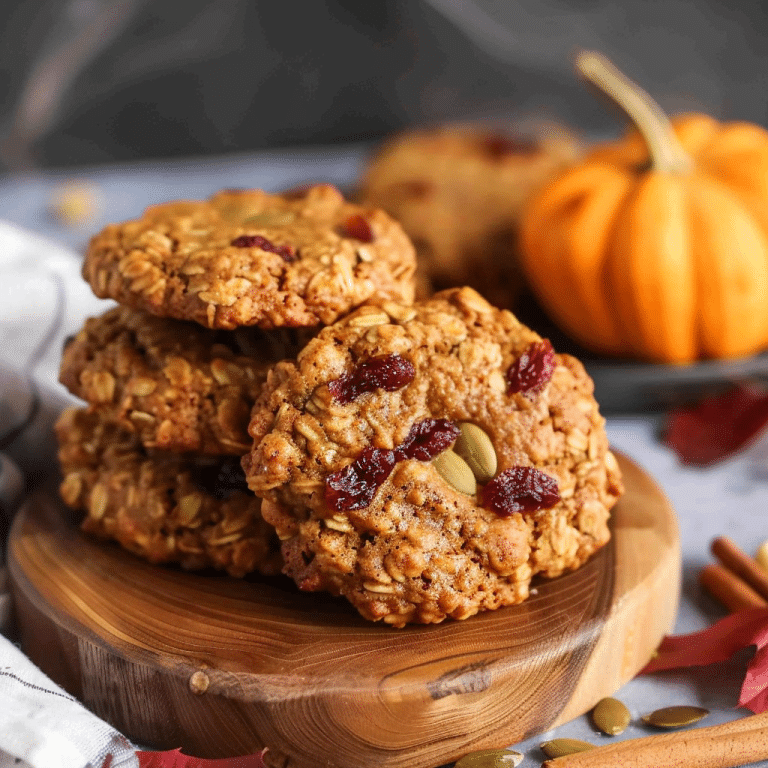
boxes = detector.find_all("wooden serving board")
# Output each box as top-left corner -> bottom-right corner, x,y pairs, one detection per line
7,453 -> 679,768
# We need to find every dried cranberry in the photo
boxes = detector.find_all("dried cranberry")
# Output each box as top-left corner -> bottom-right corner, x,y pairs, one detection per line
325,447 -> 396,511
397,180 -> 433,198
231,234 -> 297,262
482,467 -> 560,517
325,418 -> 459,511
395,419 -> 460,462
281,185 -> 310,200
482,133 -> 537,159
507,340 -> 555,395
339,214 -> 374,242
328,354 -> 415,404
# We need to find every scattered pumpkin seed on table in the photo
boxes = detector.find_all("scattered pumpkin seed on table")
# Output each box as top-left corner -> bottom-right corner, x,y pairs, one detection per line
591,696 -> 631,735
453,748 -> 523,768
642,705 -> 709,728
540,738 -> 595,758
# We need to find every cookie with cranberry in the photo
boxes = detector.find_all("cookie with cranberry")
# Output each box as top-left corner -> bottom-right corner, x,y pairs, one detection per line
59,306 -> 312,455
56,408 -> 281,578
242,287 -> 622,626
82,185 -> 416,330
360,124 -> 581,307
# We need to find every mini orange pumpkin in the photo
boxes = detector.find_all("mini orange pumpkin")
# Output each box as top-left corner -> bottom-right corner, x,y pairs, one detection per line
520,51 -> 768,364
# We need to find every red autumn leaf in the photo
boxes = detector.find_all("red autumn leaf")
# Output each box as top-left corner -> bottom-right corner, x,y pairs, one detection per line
663,383 -> 768,466
641,607 -> 768,713
137,747 -> 268,768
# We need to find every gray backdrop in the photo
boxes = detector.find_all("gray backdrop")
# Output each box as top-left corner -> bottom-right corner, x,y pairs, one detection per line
1,0 -> 766,169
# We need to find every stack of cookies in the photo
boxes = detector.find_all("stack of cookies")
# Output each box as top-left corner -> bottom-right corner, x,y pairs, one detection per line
56,184 -> 417,578
56,182 -> 622,627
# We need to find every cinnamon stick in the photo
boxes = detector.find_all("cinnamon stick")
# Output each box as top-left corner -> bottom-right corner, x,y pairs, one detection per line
712,537 -> 768,602
699,563 -> 768,612
542,711 -> 768,768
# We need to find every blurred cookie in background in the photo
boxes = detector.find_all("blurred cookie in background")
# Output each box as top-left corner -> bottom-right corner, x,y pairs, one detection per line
360,123 -> 581,308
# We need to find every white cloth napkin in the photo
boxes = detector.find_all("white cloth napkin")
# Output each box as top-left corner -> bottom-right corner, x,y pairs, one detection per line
0,220 -> 112,480
0,637 -> 138,768
0,221 -> 137,768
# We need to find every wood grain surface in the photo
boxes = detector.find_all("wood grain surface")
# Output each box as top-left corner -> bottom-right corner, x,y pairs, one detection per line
7,452 -> 680,768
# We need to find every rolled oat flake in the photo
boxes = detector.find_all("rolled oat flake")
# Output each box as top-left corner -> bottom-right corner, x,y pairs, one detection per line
453,748 -> 523,768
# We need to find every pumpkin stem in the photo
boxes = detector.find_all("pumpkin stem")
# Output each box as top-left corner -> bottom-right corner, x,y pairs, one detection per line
576,51 -> 692,174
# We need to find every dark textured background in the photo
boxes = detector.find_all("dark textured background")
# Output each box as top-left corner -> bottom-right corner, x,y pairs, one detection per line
1,0 -> 767,169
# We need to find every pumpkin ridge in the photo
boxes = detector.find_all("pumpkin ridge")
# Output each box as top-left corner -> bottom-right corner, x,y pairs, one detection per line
564,173 -> 632,354
607,174 -> 697,363
520,165 -> 627,354
686,174 -> 768,360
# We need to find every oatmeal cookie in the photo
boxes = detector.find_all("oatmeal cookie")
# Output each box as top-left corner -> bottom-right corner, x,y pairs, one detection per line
360,124 -> 580,306
242,287 -> 622,626
82,185 -> 416,330
59,306 -> 312,455
56,408 -> 281,578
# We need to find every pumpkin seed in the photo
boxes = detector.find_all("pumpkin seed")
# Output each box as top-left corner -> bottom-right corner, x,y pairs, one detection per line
642,705 -> 709,729
540,738 -> 595,758
592,696 -> 631,735
454,423 -> 498,483
454,748 -> 523,768
243,210 -> 295,227
432,450 -> 477,496
756,540 -> 768,573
